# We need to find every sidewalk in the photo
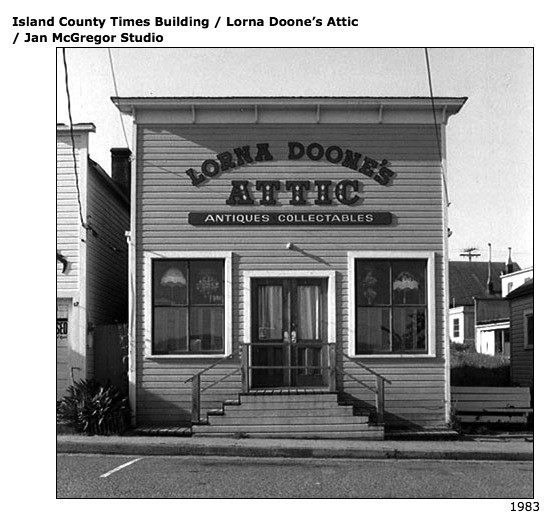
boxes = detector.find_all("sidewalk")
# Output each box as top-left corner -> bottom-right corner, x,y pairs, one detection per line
57,433 -> 533,461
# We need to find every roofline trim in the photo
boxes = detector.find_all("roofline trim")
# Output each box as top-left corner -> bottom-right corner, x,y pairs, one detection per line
112,96 -> 468,116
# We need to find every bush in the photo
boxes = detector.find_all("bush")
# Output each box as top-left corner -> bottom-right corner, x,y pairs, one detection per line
450,350 -> 510,386
57,379 -> 130,435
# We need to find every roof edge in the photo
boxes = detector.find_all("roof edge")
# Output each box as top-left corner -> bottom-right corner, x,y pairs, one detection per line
112,96 -> 468,116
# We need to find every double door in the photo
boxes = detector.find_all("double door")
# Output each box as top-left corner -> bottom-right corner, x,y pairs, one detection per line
250,278 -> 328,388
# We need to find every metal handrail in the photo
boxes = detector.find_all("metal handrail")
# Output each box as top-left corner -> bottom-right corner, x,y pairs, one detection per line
332,344 -> 389,425
184,353 -> 235,384
338,348 -> 392,384
201,367 -> 241,393
342,369 -> 379,394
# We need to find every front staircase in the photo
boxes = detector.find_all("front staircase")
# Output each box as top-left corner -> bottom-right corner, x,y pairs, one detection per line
191,389 -> 384,439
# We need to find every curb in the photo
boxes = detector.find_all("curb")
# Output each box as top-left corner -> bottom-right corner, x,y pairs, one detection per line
56,438 -> 533,461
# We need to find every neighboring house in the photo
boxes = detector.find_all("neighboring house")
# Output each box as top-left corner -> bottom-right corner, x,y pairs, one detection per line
501,266 -> 533,297
507,279 -> 534,387
56,123 -> 130,400
113,95 -> 467,434
448,259 -> 520,355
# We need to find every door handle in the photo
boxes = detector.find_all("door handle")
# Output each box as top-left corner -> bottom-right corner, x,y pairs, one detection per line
290,330 -> 297,344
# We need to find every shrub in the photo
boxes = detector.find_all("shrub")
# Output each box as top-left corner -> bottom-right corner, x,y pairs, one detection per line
450,349 -> 510,386
57,379 -> 130,435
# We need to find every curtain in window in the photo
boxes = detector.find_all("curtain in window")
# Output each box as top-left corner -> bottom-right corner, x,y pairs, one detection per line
297,285 -> 320,340
258,285 -> 283,340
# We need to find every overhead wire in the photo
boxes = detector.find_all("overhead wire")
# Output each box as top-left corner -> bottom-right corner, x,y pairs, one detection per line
424,47 -> 451,207
107,48 -> 131,151
61,48 -> 123,254
62,48 -> 88,230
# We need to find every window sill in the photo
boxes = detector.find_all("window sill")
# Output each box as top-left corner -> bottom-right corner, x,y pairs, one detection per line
146,354 -> 229,360
350,353 -> 437,359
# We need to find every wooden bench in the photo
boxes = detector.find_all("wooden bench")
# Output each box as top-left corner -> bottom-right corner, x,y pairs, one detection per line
451,386 -> 533,425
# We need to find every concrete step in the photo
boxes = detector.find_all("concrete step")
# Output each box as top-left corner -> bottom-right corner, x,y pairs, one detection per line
239,393 -> 339,404
220,406 -> 355,418
229,400 -> 344,410
193,422 -> 375,433
207,414 -> 369,426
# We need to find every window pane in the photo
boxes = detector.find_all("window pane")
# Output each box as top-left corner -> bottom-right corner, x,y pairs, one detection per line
154,261 -> 188,306
297,285 -> 321,340
190,260 -> 224,305
190,307 -> 224,353
392,260 -> 426,305
356,260 -> 390,305
356,307 -> 390,354
392,307 -> 426,352
527,314 -> 534,346
154,307 -> 188,354
258,285 -> 283,340
453,318 -> 460,337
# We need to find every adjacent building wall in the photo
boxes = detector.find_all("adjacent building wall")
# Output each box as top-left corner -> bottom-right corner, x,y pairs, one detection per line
57,125 -> 92,397
510,293 -> 534,387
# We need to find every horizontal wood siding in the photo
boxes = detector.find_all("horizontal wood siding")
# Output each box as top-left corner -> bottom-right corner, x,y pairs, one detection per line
57,134 -> 86,294
57,299 -> 71,399
510,295 -> 534,387
135,123 -> 447,428
86,169 -> 129,327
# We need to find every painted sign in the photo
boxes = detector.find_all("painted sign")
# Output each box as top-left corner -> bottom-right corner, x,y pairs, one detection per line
186,142 -> 395,188
188,211 -> 392,226
57,318 -> 68,339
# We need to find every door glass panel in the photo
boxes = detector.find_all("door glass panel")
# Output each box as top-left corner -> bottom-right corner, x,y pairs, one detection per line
296,285 -> 321,340
257,285 -> 283,340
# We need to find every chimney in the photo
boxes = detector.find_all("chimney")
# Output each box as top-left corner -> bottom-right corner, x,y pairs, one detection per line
111,147 -> 131,199
506,247 -> 514,274
486,243 -> 494,295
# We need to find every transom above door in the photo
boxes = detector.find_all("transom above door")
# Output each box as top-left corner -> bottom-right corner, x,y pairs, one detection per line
249,278 -> 328,388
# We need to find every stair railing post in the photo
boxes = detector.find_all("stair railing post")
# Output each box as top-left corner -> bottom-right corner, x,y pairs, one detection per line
192,373 -> 201,424
328,343 -> 337,392
376,376 -> 385,425
240,343 -> 249,393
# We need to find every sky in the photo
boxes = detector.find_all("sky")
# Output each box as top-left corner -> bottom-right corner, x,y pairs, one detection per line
56,47 -> 533,268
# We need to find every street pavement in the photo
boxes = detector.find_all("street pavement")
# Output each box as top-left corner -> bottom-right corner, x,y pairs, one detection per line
56,454 -> 534,498
56,432 -> 533,461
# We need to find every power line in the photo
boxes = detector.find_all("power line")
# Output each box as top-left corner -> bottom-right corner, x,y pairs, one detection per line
107,48 -> 131,151
424,48 -> 450,208
60,48 -> 123,255
62,48 -> 87,230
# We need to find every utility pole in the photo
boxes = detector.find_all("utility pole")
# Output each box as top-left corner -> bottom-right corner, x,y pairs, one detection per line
460,247 -> 481,262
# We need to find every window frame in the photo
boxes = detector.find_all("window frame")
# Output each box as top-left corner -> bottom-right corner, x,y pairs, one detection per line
452,317 -> 460,339
144,251 -> 233,358
523,308 -> 534,350
348,251 -> 436,357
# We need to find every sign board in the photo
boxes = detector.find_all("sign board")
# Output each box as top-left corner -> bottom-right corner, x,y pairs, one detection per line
57,318 -> 68,339
189,211 -> 392,226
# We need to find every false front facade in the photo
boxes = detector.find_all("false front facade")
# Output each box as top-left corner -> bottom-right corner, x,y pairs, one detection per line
114,97 -> 466,435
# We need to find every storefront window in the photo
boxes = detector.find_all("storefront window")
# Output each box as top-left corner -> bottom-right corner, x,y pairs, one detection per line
355,259 -> 427,354
153,259 -> 224,354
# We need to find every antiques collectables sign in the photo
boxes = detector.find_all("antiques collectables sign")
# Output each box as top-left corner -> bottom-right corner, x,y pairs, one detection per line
188,211 -> 392,226
185,142 -> 396,225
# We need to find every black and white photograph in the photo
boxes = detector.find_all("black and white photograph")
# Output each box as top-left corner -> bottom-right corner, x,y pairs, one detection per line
53,46 -> 534,501
5,1 -> 551,517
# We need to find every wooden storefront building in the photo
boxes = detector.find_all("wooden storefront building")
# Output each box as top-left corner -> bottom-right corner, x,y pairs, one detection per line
113,96 -> 466,437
